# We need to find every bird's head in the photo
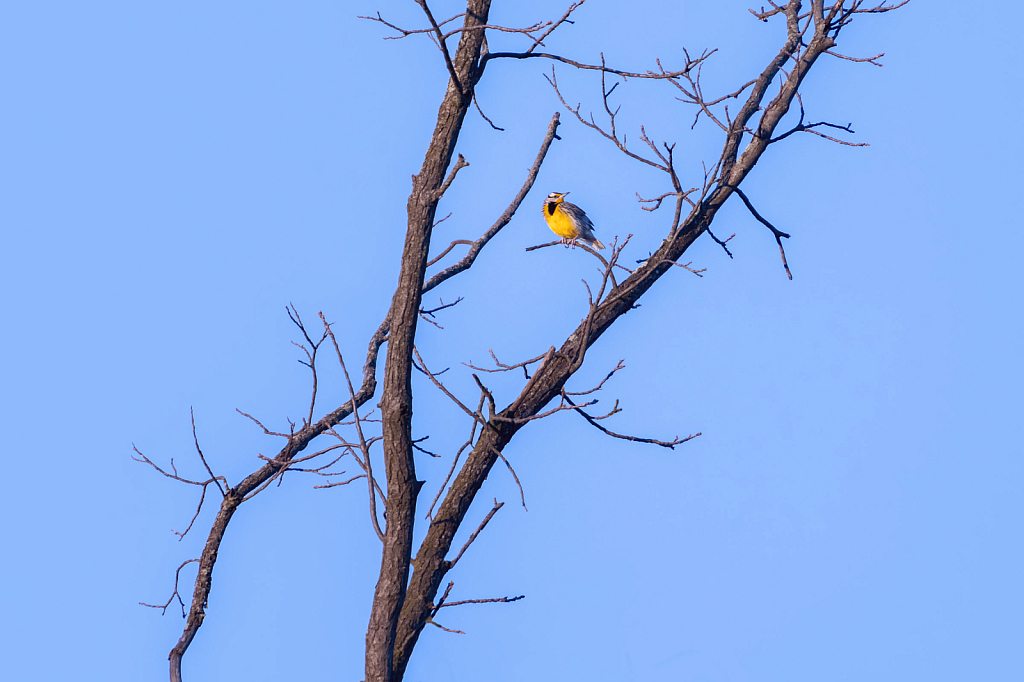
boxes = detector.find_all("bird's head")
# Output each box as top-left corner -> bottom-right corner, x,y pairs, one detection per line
545,191 -> 568,204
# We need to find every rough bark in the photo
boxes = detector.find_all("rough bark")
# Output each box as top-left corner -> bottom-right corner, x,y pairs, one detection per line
366,3 -> 493,681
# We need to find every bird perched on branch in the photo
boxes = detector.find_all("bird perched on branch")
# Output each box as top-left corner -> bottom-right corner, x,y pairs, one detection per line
542,192 -> 606,249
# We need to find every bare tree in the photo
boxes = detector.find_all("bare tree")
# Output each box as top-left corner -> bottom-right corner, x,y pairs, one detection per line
135,2 -> 909,680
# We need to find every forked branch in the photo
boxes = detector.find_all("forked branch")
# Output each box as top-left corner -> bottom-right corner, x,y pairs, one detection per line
730,187 -> 793,280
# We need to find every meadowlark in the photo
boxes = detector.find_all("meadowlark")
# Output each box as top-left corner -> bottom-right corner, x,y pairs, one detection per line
542,192 -> 606,250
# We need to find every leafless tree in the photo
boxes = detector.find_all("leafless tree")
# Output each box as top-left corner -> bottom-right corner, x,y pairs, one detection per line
135,2 -> 909,680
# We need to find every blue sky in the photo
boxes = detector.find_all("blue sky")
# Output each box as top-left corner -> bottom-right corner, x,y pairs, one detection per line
2,1 -> 1021,680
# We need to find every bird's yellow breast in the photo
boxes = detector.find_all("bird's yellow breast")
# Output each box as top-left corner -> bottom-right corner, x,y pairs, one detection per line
543,203 -> 579,239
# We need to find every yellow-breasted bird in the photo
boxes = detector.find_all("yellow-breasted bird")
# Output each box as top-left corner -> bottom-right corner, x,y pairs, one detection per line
542,192 -> 606,249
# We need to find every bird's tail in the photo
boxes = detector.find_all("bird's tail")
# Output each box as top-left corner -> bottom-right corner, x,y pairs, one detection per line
591,238 -> 606,250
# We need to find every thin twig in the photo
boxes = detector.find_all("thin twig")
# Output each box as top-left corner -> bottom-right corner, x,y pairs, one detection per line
706,229 -> 735,258
321,313 -> 385,542
424,113 -> 562,293
190,409 -> 224,497
491,447 -> 527,510
436,154 -> 469,200
425,618 -> 465,635
415,0 -> 464,95
425,393 -> 485,519
447,499 -> 504,569
464,349 -> 549,375
563,396 -> 700,449
437,595 -> 525,608
412,436 -> 441,458
730,186 -> 793,280
140,559 -> 200,617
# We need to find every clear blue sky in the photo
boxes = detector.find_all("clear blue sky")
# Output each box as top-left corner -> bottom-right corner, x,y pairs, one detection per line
2,2 -> 1021,680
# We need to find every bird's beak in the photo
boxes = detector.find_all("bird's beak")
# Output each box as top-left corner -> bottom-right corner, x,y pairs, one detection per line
561,192 -> 570,197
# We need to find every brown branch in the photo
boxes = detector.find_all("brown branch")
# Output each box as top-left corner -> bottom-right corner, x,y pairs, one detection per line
365,16 -> 502,661
524,240 -> 623,275
472,374 -> 498,420
563,395 -> 700,449
654,259 -> 706,277
845,0 -> 911,14
423,112 -> 562,294
420,297 -> 464,317
370,0 -> 589,64
825,48 -> 885,66
412,436 -> 441,458
358,11 -> 464,39
426,239 -> 474,268
286,442 -> 353,471
286,304 -> 330,427
175,483 -> 212,539
140,559 -> 200,617
360,9 -> 562,52
749,2 -> 798,22
321,313 -> 385,543
436,154 -> 469,200
662,49 -> 749,133
573,235 -> 632,370
482,50 -> 701,80
414,346 -> 495,435
706,229 -> 735,258
446,499 -> 504,569
424,579 -> 523,639
132,448 -> 217,488
546,66 -> 668,173
314,474 -> 368,489
418,297 -> 463,330
439,21 -> 548,43
730,186 -> 793,280
561,359 -> 625,396
413,347 -> 542,515
165,307 -> 390,681
491,397 -> 597,424
415,0 -> 464,95
189,409 -> 224,497
526,0 -> 588,54
637,190 -> 674,211
492,448 -> 527,510
636,251 -> 707,278
463,349 -> 550,375
425,392 -> 485,520
436,595 -> 525,608
473,91 -> 505,130
366,8 -> 496,677
769,104 -> 867,146
425,618 -> 465,635
235,409 -> 289,438
132,447 -> 227,540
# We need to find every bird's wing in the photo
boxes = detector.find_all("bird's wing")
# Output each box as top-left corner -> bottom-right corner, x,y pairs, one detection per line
560,201 -> 599,241
560,202 -> 595,232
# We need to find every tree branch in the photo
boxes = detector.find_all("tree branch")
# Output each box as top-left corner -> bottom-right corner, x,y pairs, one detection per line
563,395 -> 700,449
423,112 -> 562,293
446,499 -> 504,570
369,4 -> 494,679
415,0 -> 465,96
322,313 -> 386,542
730,186 -> 793,280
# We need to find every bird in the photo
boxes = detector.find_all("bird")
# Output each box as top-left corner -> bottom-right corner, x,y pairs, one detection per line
542,192 -> 606,250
